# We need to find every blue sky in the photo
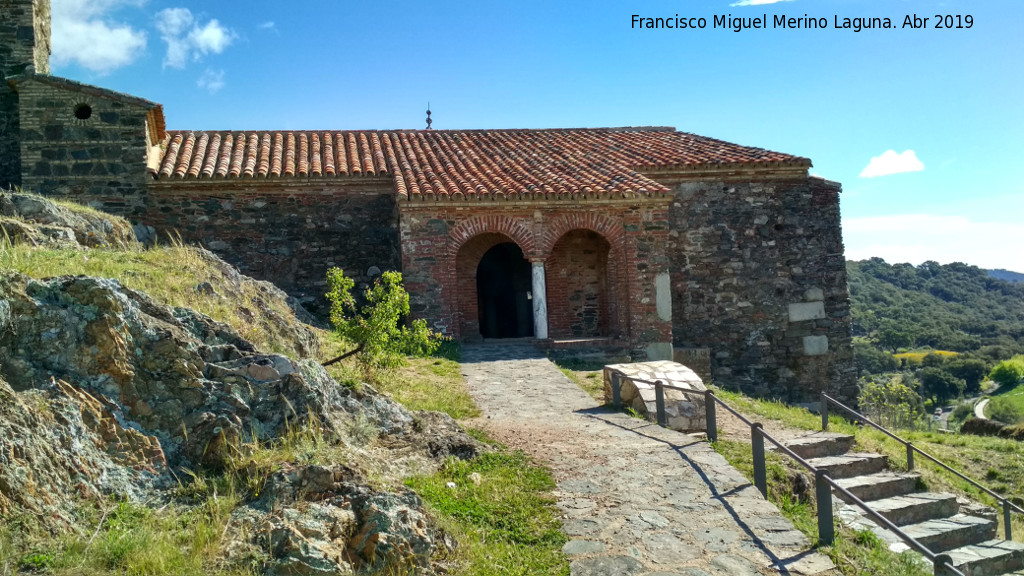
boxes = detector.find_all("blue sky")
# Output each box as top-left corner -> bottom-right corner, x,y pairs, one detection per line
50,0 -> 1024,271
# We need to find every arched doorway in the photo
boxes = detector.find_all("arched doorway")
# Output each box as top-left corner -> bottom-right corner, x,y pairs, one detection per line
477,242 -> 534,338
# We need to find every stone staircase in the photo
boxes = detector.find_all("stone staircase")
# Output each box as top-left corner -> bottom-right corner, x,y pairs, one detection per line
779,432 -> 1024,576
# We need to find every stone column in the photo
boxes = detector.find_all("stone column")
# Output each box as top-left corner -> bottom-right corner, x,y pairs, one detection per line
531,261 -> 548,339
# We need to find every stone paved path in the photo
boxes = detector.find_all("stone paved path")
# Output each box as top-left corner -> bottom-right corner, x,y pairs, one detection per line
460,343 -> 837,576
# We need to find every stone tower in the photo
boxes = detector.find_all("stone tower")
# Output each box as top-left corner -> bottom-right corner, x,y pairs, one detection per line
0,0 -> 50,188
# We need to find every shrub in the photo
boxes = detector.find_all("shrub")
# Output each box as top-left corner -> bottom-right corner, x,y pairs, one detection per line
989,358 -> 1024,389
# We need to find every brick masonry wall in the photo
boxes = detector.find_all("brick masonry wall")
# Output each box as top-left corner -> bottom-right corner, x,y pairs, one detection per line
146,180 -> 401,316
16,80 -> 151,214
398,201 -> 672,358
661,174 -> 856,402
547,229 -> 612,338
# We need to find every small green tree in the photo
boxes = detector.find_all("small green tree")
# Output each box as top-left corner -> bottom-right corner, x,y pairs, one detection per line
858,376 -> 923,430
323,268 -> 441,373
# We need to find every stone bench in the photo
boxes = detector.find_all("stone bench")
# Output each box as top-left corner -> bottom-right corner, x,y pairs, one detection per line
603,361 -> 708,433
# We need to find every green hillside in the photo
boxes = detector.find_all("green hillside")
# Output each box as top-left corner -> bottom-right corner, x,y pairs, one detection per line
848,258 -> 1024,357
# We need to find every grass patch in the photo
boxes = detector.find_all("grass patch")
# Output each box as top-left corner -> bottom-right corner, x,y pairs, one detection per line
322,340 -> 480,420
0,497 -> 254,576
554,359 -> 607,403
405,446 -> 568,576
0,242 -> 312,359
987,379 -> 1024,424
388,357 -> 480,419
713,439 -> 932,576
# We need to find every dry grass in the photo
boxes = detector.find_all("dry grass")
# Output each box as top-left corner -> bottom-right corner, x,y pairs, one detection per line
0,240 -> 314,359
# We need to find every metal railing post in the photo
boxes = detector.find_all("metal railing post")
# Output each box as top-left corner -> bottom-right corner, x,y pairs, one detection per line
821,393 -> 829,431
611,373 -> 621,408
906,442 -> 915,471
705,390 -> 717,442
933,553 -> 955,576
1005,500 -> 1013,541
751,423 -> 767,498
655,381 -> 667,427
815,470 -> 835,546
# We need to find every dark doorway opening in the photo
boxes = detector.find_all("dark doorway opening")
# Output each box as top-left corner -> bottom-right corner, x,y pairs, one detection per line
477,242 -> 534,338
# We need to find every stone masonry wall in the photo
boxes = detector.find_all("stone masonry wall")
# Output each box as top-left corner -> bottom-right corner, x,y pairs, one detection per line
0,83 -> 20,189
1,0 -> 52,189
16,79 -> 151,215
146,181 -> 401,316
663,175 -> 855,402
398,201 -> 673,359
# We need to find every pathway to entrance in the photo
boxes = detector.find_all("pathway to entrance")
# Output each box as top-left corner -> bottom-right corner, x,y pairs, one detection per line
461,343 -> 837,576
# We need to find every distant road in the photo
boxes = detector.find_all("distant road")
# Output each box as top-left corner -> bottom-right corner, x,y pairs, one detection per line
975,398 -> 990,419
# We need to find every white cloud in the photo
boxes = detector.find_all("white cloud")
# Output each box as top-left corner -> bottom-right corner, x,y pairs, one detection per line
189,20 -> 233,54
859,149 -> 925,178
197,68 -> 225,93
51,0 -> 147,74
843,214 -> 1024,272
155,7 -> 235,69
730,0 -> 794,6
258,21 -> 276,31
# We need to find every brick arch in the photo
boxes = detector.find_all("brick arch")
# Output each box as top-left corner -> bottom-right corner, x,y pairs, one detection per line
538,212 -> 625,257
448,215 -> 537,259
541,213 -> 629,340
453,232 -> 529,341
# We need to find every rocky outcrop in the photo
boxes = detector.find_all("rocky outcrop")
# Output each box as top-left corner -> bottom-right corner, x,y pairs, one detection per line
0,189 -> 136,248
0,375 -> 166,526
0,270 -> 485,573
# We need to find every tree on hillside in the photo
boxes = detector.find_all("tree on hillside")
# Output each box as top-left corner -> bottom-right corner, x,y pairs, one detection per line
323,268 -> 441,374
945,358 -> 990,394
853,340 -> 899,375
920,367 -> 966,406
876,329 -> 913,353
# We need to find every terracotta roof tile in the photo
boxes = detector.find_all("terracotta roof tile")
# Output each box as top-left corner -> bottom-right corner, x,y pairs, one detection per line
156,128 -> 810,198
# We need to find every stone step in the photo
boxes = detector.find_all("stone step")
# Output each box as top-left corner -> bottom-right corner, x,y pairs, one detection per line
945,539 -> 1024,576
807,453 -> 888,480
833,471 -> 921,502
868,492 -> 960,526
780,432 -> 856,460
902,514 -> 997,554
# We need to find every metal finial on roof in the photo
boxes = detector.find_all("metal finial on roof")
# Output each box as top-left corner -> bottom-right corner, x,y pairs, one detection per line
425,102 -> 432,130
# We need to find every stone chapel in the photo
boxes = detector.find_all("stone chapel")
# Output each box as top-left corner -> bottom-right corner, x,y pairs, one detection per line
0,0 -> 856,401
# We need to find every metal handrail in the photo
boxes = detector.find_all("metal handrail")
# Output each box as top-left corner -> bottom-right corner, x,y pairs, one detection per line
606,373 -> 966,575
822,392 -> 1024,539
821,474 -> 962,576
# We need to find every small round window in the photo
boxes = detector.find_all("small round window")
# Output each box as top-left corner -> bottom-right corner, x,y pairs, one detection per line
74,103 -> 93,120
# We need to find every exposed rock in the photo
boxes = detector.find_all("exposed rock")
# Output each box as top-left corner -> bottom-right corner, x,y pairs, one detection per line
960,417 -> 1007,437
604,361 -> 708,432
0,189 -> 137,248
0,375 -> 166,527
0,270 -> 485,573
